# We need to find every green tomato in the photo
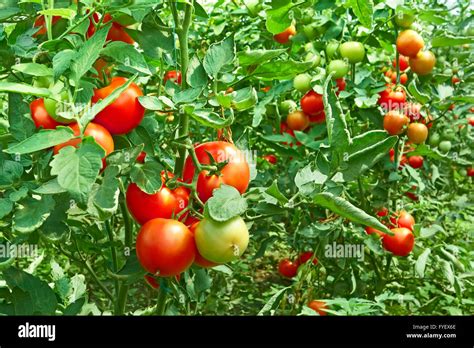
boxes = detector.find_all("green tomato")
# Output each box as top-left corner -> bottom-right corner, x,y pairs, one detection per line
442,128 -> 456,141
195,216 -> 249,263
293,73 -> 312,93
305,51 -> 321,67
395,12 -> 415,28
438,140 -> 452,153
33,76 -> 53,89
428,133 -> 441,147
327,59 -> 349,79
280,100 -> 298,114
459,169 -> 467,177
325,41 -> 340,59
339,41 -> 365,64
301,8 -> 315,25
303,24 -> 318,40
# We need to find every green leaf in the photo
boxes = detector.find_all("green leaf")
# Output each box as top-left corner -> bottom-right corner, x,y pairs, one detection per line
252,60 -> 313,80
0,159 -> 23,188
11,63 -> 52,77
237,49 -> 286,66
440,259 -> 454,286
408,80 -> 430,104
7,93 -> 35,142
101,41 -> 151,75
0,198 -> 13,219
415,248 -> 431,278
13,195 -> 55,233
135,22 -> 174,58
257,287 -> 290,315
187,55 -> 208,88
231,87 -> 258,111
203,36 -> 235,78
194,269 -> 212,294
265,1 -> 293,34
346,0 -> 373,29
294,164 -> 327,195
205,185 -> 248,222
173,87 -> 203,104
341,133 -> 398,182
138,96 -> 167,111
265,180 -> 288,205
71,24 -> 111,84
0,82 -> 51,97
40,194 -> 70,241
3,267 -> 57,315
432,35 -> 474,47
38,8 -> 76,19
90,165 -> 120,219
4,128 -> 74,155
313,192 -> 391,233
33,178 -> 67,195
50,138 -> 104,201
52,49 -> 75,80
184,105 -> 234,129
130,161 -> 164,194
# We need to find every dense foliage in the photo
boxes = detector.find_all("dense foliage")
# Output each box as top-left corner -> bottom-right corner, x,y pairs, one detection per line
0,0 -> 473,316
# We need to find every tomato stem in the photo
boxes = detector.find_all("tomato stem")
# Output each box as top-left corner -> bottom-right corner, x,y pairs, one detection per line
155,279 -> 169,315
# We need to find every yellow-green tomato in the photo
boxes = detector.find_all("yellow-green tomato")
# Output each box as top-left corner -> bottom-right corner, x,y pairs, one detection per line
195,216 -> 249,263
305,51 -> 321,67
339,41 -> 365,63
325,41 -> 340,59
293,73 -> 312,93
327,59 -> 349,79
395,12 -> 415,28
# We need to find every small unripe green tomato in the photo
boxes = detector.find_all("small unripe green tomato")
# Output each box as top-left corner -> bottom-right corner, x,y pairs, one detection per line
327,59 -> 349,79
293,73 -> 312,93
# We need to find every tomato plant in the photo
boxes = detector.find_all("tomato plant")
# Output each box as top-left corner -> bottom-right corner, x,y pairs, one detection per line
0,0 -> 472,320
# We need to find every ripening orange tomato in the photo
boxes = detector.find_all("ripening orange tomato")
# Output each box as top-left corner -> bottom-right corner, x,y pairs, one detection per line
409,50 -> 436,75
396,30 -> 424,58
286,111 -> 310,131
407,123 -> 429,144
274,25 -> 296,44
383,111 -> 409,135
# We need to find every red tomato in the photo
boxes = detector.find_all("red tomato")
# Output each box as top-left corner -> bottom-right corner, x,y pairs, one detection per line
30,99 -> 63,129
262,154 -> 277,164
126,173 -> 189,225
383,110 -> 408,135
273,25 -> 296,44
382,227 -> 415,256
308,300 -> 328,316
33,15 -> 61,36
392,55 -> 409,71
377,207 -> 389,217
287,110 -> 310,131
163,70 -> 182,85
396,30 -> 424,58
278,258 -> 299,278
182,141 -> 250,203
297,251 -> 318,266
103,13 -> 134,44
336,78 -> 346,93
86,12 -> 99,38
467,168 -> 474,177
53,122 -> 114,160
390,211 -> 415,231
301,90 -> 324,116
309,111 -> 326,124
189,222 -> 219,268
452,76 -> 460,84
92,77 -> 145,135
136,218 -> 196,277
469,117 -> 474,126
405,191 -> 419,201
409,50 -> 436,76
408,155 -> 423,169
365,226 -> 384,236
280,122 -> 301,146
378,84 -> 406,110
144,274 -> 180,289
136,151 -> 146,163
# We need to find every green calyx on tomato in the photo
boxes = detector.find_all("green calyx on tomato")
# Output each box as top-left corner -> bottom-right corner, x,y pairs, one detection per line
194,216 -> 249,263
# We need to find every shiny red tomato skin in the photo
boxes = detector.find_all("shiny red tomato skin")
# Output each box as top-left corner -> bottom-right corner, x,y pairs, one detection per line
309,111 -> 326,124
278,259 -> 299,278
263,154 -> 277,164
182,141 -> 250,203
30,99 -> 63,129
103,14 -> 134,44
408,155 -> 423,169
163,70 -> 182,85
467,168 -> 474,176
393,55 -> 409,71
298,251 -> 318,265
336,78 -> 346,92
92,77 -> 145,135
53,122 -> 114,157
126,174 -> 190,225
382,227 -> 415,256
301,90 -> 324,116
136,218 -> 196,277
378,84 -> 406,110
189,222 -> 219,268
377,207 -> 389,217
390,211 -> 415,231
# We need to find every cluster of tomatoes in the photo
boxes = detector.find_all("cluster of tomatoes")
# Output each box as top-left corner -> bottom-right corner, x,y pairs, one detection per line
31,13 -> 254,283
365,209 -> 415,257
